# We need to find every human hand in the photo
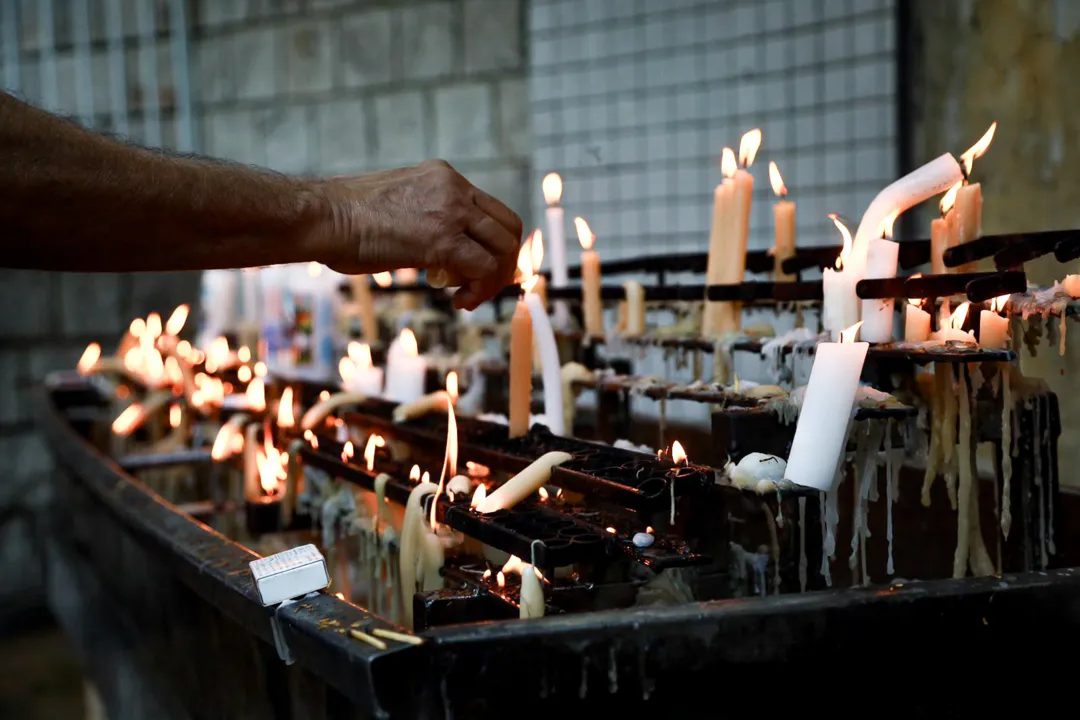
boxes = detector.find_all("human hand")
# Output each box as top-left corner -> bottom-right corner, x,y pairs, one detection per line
310,160 -> 523,310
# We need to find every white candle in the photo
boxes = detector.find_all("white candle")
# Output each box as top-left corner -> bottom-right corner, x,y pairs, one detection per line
476,451 -> 572,513
859,213 -> 901,344
623,281 -> 645,336
519,564 -> 545,619
1063,274 -> 1080,298
930,302 -> 976,344
979,294 -> 1010,349
299,391 -> 367,431
384,328 -> 426,403
393,371 -> 457,423
543,173 -> 570,328
524,292 -> 566,436
930,184 -> 960,275
954,122 -> 996,273
400,480 -> 438,629
849,153 -> 964,278
420,531 -> 445,591
821,215 -> 860,341
784,322 -> 869,492
574,217 -> 604,336
340,341 -> 384,396
904,294 -> 931,343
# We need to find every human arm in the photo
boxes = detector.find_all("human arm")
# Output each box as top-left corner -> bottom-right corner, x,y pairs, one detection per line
0,92 -> 522,309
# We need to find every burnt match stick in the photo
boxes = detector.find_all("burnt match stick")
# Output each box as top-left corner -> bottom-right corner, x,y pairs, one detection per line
349,628 -> 388,651
371,628 -> 425,646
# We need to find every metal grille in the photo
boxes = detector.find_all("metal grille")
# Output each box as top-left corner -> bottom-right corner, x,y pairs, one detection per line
529,0 -> 899,263
0,0 -> 195,152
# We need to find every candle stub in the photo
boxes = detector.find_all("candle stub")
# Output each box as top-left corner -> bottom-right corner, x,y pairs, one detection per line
249,543 -> 329,606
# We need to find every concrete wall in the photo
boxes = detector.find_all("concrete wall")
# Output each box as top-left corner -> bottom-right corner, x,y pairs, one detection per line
193,0 -> 532,225
906,0 -> 1080,484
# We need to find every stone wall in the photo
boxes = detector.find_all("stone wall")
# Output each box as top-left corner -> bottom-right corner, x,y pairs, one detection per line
194,0 -> 532,224
906,0 -> 1080,484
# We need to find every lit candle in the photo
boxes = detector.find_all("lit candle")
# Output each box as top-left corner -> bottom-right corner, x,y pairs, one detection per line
519,564 -> 545,619
702,147 -> 737,337
475,451 -> 572,513
384,328 -> 426,403
574,217 -> 604,336
930,183 -> 960,275
509,262 -> 534,438
340,341 -> 384,396
859,211 -> 901,344
711,130 -> 762,336
954,123 -> 997,273
821,215 -> 859,341
1063,275 -> 1080,298
930,302 -> 976,344
399,479 -> 438,629
299,391 -> 367,431
979,294 -> 1010,349
528,230 -> 548,313
903,280 -> 931,343
623,281 -> 645,336
543,173 -> 570,328
348,275 -> 379,344
769,161 -> 796,282
783,322 -> 869,492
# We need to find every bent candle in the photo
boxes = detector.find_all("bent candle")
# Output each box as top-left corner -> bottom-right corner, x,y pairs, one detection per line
476,451 -> 572,514
784,322 -> 869,492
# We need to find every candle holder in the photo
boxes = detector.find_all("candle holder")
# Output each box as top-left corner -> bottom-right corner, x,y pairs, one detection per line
245,493 -> 284,535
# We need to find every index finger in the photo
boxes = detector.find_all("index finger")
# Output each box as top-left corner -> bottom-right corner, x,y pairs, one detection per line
472,187 -> 524,240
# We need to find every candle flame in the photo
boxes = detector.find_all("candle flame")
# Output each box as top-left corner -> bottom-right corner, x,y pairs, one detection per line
960,121 -> 997,176
304,429 -> 318,449
517,238 -> 534,280
372,272 -> 393,288
542,172 -> 563,205
471,483 -> 487,508
940,180 -> 961,215
738,128 -> 762,167
257,427 -> 287,495
907,274 -> 923,307
307,262 -> 323,277
990,294 -> 1010,313
605,526 -> 616,534
878,209 -> 900,240
238,365 -> 252,383
319,389 -> 330,401
348,341 -> 372,369
396,268 -> 418,285
254,361 -> 268,378
112,403 -> 144,436
146,312 -> 162,339
410,464 -> 421,482
165,304 -> 189,336
399,328 -> 418,357
768,161 -> 787,197
422,471 -> 430,484
342,440 -> 354,463
466,461 -> 491,478
129,317 -> 146,337
720,147 -> 737,179
671,440 -> 687,465
431,401 -> 459,528
839,321 -> 863,344
482,568 -> 492,580
211,422 -> 240,460
446,371 -> 459,400
364,433 -> 385,472
169,404 -> 181,428
77,342 -> 101,374
246,378 -> 266,412
339,356 -> 356,384
205,336 -> 231,374
646,526 -> 654,534
950,302 -> 971,331
502,555 -> 524,575
496,571 -> 506,588
531,229 -> 545,271
828,214 -> 853,270
538,487 -> 549,501
574,217 -> 595,251
238,346 -> 251,363
277,387 -> 295,428
176,340 -> 191,359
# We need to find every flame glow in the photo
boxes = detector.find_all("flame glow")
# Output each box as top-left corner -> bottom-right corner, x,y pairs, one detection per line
245,378 -> 266,412
496,571 -> 506,588
738,128 -> 762,167
574,217 -> 595,251
410,465 -> 421,482
878,209 -> 900,240
446,371 -> 459,401
950,302 -> 971,331
211,421 -> 240,460
531,230 -> 544,271
606,526 -> 616,534
539,487 -> 549,501
256,426 -> 287,495
308,262 -> 323,277
542,172 -> 563,206
364,434 -> 385,472
960,121 -> 997,176
342,441 -> 354,463
502,555 -> 524,575
277,387 -> 295,428
471,483 -> 487,508
990,294 -> 1010,313
129,318 -> 146,337
165,304 -> 189,336
768,161 -> 787,197
672,440 -> 687,465
721,147 -> 737,179
482,568 -> 492,580
907,274 -> 923,307
828,214 -> 853,270
466,461 -> 490,478
304,429 -> 318,449
940,181 -> 961,215
238,365 -> 252,383
205,336 -> 231,374
348,341 -> 372,369
399,329 -> 418,357
169,404 -> 181,428
840,321 -> 863,344
77,343 -> 101,374
146,313 -> 162,339
112,404 -> 144,436
373,272 -> 393,288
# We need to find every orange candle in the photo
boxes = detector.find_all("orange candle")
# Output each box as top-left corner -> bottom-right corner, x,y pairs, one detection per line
702,147 -> 736,336
509,300 -> 533,438
712,128 -> 760,335
574,217 -> 603,336
769,161 -> 796,282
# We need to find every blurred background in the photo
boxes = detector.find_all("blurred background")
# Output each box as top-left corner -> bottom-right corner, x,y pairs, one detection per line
1,0 -> 1078,715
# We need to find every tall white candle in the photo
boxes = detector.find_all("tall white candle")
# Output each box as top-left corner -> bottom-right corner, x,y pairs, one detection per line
524,291 -> 565,436
784,322 -> 869,492
543,173 -> 570,328
519,564 -> 545,619
384,328 -> 426,403
821,215 -> 859,341
859,212 -> 901,344
849,154 -> 964,278
623,281 -> 645,336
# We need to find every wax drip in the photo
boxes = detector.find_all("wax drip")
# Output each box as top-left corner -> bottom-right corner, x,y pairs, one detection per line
1060,314 -> 1068,356
953,365 -> 973,579
1001,365 -> 1013,539
941,366 -> 959,510
798,497 -> 808,593
1044,396 -> 1057,557
1034,398 -> 1048,568
921,369 -> 947,506
762,503 -> 781,594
